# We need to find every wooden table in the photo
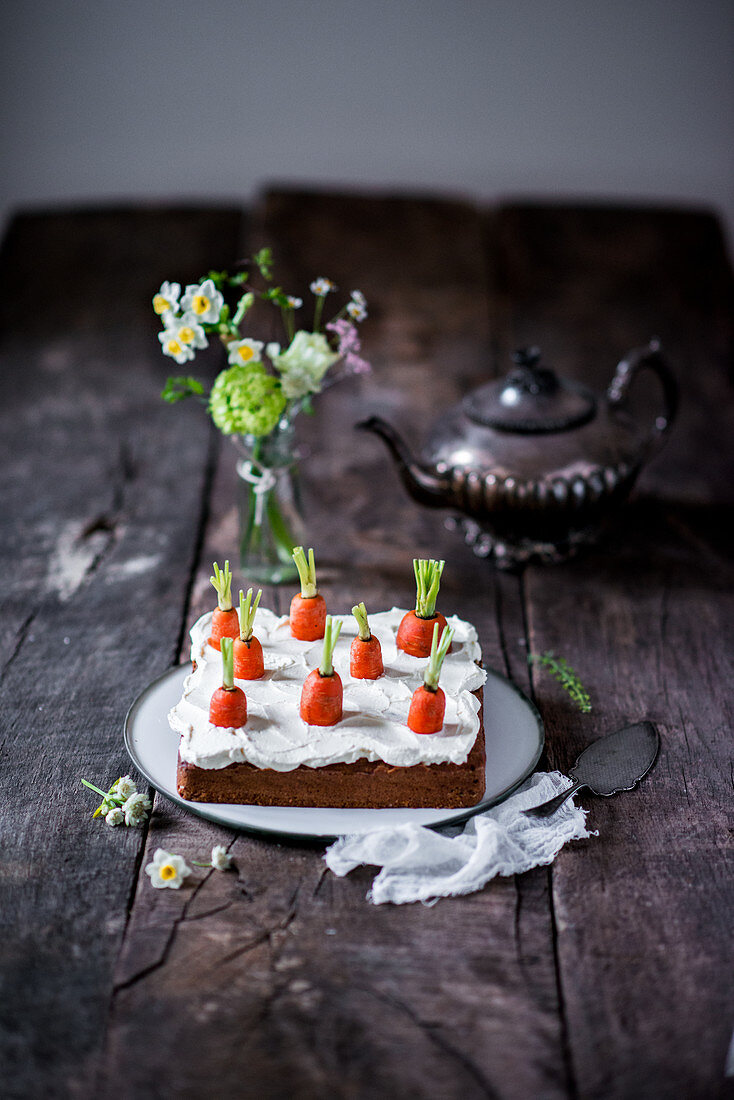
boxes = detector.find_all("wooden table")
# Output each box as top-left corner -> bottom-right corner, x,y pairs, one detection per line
1,191 -> 733,1100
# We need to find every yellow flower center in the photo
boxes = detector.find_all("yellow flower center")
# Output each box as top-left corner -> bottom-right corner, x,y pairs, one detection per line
192,294 -> 210,315
179,326 -> 196,344
160,863 -> 177,880
238,346 -> 255,362
153,295 -> 171,314
167,339 -> 182,355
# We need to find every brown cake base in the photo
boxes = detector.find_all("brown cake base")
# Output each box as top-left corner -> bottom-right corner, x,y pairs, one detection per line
176,690 -> 486,809
177,726 -> 485,808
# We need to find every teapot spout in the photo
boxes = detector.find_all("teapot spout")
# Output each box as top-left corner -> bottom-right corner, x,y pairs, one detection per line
357,416 -> 450,508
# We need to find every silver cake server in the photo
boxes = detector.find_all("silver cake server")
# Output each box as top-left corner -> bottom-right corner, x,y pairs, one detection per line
524,720 -> 660,818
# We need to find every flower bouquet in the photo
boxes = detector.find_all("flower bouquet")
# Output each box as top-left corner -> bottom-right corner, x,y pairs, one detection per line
155,248 -> 370,582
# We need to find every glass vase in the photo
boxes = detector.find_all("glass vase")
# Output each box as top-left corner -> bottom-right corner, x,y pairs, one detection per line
232,418 -> 305,584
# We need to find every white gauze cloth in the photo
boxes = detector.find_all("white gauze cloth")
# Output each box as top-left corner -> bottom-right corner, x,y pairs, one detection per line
324,770 -> 594,905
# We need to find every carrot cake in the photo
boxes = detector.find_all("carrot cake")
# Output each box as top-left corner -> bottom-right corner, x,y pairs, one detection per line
170,607 -> 487,808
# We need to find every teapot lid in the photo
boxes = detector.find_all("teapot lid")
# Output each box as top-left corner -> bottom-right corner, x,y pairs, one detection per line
462,347 -> 597,433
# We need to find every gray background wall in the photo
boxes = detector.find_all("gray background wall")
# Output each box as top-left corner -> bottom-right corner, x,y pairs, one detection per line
1,0 -> 732,241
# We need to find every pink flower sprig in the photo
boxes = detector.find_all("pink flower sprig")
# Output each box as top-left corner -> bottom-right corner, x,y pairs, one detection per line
326,319 -> 371,376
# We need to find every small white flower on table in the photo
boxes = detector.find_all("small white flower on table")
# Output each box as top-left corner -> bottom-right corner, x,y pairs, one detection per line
211,845 -> 233,871
122,791 -> 152,827
111,775 -> 137,800
145,849 -> 192,890
105,807 -> 124,827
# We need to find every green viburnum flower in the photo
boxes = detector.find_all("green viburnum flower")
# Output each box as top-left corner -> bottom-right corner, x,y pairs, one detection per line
267,330 -> 340,399
209,362 -> 286,436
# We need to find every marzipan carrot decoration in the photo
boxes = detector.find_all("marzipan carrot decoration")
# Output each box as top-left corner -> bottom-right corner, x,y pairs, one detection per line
396,558 -> 449,657
234,588 -> 264,680
290,546 -> 327,641
407,622 -> 455,734
208,560 -> 240,651
350,602 -> 384,679
209,637 -> 248,728
300,616 -> 343,726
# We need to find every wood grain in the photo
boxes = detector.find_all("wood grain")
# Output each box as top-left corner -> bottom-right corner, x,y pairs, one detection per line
2,194 -> 732,1100
100,190 -> 569,1100
0,206 -> 243,1099
496,203 -> 734,1099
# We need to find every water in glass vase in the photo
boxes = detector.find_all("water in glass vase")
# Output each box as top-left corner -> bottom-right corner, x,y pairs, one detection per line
233,418 -> 305,584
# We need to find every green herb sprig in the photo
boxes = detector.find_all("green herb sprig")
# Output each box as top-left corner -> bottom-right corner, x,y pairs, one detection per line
529,651 -> 592,713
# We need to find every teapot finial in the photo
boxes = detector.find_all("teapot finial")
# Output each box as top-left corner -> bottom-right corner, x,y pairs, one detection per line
507,346 -> 559,398
511,347 -> 541,369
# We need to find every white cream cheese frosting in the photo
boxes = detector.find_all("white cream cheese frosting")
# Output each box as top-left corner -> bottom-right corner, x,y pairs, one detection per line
169,607 -> 487,772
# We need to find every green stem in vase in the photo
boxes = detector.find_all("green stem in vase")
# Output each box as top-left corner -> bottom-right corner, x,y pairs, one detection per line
237,431 -> 301,578
266,491 -> 297,562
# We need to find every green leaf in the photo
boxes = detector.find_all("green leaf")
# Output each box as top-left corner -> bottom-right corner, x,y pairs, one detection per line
253,247 -> 274,280
205,270 -> 228,289
161,376 -> 205,403
263,286 -> 285,302
528,652 -> 592,713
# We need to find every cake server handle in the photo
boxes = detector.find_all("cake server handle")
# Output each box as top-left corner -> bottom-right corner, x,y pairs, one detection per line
523,778 -> 584,818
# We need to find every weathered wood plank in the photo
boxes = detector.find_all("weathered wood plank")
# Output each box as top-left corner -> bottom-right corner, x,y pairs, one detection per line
0,206 -> 244,1099
492,202 -> 734,503
101,190 -> 570,1099
494,203 -> 734,1098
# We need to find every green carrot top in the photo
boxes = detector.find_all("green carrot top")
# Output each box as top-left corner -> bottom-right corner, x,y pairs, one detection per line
239,587 -> 262,641
423,623 -> 454,691
413,558 -> 445,619
351,601 -> 371,641
319,616 -> 343,677
210,560 -> 234,610
292,546 -> 318,599
220,636 -> 235,690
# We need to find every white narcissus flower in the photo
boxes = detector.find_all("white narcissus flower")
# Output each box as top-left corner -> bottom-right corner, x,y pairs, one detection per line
166,311 -> 209,350
180,279 -> 224,324
152,281 -> 181,316
268,330 -> 340,399
158,329 -> 196,364
111,775 -> 137,800
227,337 -> 264,367
211,845 -> 232,871
122,791 -> 152,826
105,807 -> 124,827
145,849 -> 192,890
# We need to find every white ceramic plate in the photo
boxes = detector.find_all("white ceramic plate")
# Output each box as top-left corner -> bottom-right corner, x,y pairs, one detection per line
124,664 -> 544,841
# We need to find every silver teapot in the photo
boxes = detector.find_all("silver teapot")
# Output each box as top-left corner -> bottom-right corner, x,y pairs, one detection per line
359,340 -> 678,568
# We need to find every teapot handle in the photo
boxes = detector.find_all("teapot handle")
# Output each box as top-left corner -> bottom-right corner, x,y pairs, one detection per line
606,339 -> 679,456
